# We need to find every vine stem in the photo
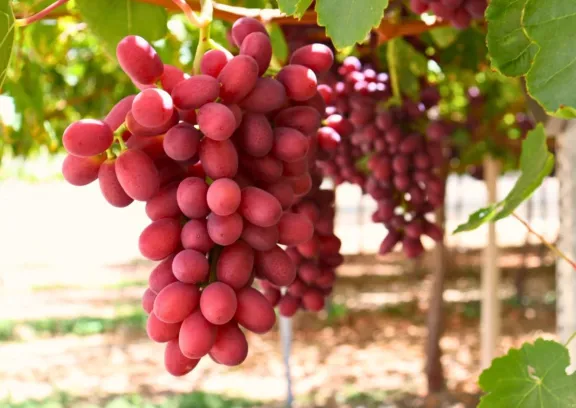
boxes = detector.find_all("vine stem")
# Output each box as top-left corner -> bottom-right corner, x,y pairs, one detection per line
15,0 -> 70,26
511,212 -> 576,270
386,38 -> 402,105
170,0 -> 207,27
565,331 -> 576,347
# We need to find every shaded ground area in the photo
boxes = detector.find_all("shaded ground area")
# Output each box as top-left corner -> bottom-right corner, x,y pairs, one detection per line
0,247 -> 556,408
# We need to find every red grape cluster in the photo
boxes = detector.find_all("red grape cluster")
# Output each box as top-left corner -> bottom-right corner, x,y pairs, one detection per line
260,186 -> 342,317
316,56 -> 446,259
61,17 -> 336,376
409,0 -> 488,29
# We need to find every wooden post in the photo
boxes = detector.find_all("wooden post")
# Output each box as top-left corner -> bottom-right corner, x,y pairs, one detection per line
556,120 -> 576,371
480,156 -> 501,369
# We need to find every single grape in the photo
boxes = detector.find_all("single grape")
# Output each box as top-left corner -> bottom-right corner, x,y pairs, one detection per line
201,49 -> 231,77
115,149 -> 160,201
132,88 -> 174,129
200,282 -> 238,325
278,294 -> 300,317
179,310 -> 217,359
142,288 -> 157,314
116,35 -> 164,85
149,255 -> 177,293
234,287 -> 276,334
231,17 -> 268,47
145,182 -> 180,220
138,218 -> 181,261
289,44 -> 334,74
197,103 -> 236,141
154,282 -> 200,323
240,223 -> 279,251
146,312 -> 181,343
98,159 -> 134,208
126,109 -> 179,137
208,322 -> 248,366
164,339 -> 200,376
207,212 -> 244,246
181,219 -> 215,253
104,95 -> 136,131
239,32 -> 272,76
216,240 -> 254,290
163,123 -> 201,161
63,119 -> 114,157
274,106 -> 321,135
239,77 -> 287,113
199,138 -> 239,180
276,65 -> 317,101
277,212 -> 314,246
172,249 -> 210,284
160,64 -> 189,94
207,178 -> 241,216
254,245 -> 296,287
218,55 -> 259,103
239,186 -> 283,228
302,288 -> 325,311
177,177 -> 210,219
62,154 -> 105,186
265,182 -> 294,210
171,75 -> 220,110
234,113 -> 274,157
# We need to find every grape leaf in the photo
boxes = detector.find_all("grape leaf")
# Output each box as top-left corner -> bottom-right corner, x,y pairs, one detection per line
523,0 -> 576,117
267,23 -> 288,64
393,38 -> 428,100
0,0 -> 15,91
315,0 -> 389,49
478,339 -> 576,407
428,26 -> 459,49
277,0 -> 313,18
453,124 -> 553,233
485,0 -> 537,77
76,0 -> 168,56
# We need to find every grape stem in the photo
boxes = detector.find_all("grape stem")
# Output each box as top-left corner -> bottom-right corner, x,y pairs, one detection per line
511,212 -> 576,270
170,0 -> 207,28
114,134 -> 127,151
564,331 -> 576,347
15,0 -> 70,27
207,245 -> 223,284
192,0 -> 213,74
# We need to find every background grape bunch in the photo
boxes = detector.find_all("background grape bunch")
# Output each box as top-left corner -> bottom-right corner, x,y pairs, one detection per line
316,56 -> 447,259
60,16 -> 342,376
409,0 -> 488,29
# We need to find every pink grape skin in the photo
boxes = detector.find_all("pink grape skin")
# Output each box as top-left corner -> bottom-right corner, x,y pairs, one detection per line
197,103 -> 236,141
63,119 -> 114,157
179,310 -> 217,359
171,75 -> 220,110
239,32 -> 272,76
178,108 -> 197,125
142,288 -> 157,314
241,154 -> 283,184
282,158 -> 309,177
234,287 -> 276,334
145,182 -> 180,220
276,65 -> 318,101
149,255 -> 177,293
209,322 -> 248,366
132,88 -> 174,128
302,288 -> 325,311
160,64 -> 189,94
115,149 -> 160,201
181,219 -> 215,253
241,223 -> 279,251
278,294 -> 300,317
218,55 -> 259,103
274,106 -> 321,135
239,77 -> 287,113
104,95 -> 136,131
298,262 -> 321,284
138,218 -> 181,261
272,127 -> 309,162
126,109 -> 179,137
146,312 -> 181,343
176,177 -> 210,219
172,249 -> 210,284
265,182 -> 295,210
238,187 -> 282,228
231,17 -> 268,47
227,104 -> 243,128
201,49 -> 231,77
277,212 -> 314,246
116,35 -> 164,85
263,287 -> 281,306
200,282 -> 238,325
199,138 -> 239,179
290,44 -> 334,74
206,212 -> 244,246
62,154 -> 105,186
254,245 -> 296,287
207,178 -> 241,216
164,339 -> 200,376
216,240 -> 254,290
98,159 -> 134,208
235,113 -> 274,157
163,123 -> 201,161
154,282 -> 201,323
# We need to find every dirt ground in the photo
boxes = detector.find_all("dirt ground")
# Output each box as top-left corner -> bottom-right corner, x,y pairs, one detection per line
0,248 -> 557,408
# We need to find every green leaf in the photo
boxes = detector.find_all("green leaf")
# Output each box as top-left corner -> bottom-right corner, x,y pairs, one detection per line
478,339 -> 576,407
439,28 -> 487,72
315,0 -> 389,49
267,23 -> 288,64
485,0 -> 538,77
429,26 -> 459,49
524,0 -> 576,117
277,0 -> 313,18
454,124 -> 553,233
76,0 -> 168,56
0,0 -> 15,90
393,38 -> 428,100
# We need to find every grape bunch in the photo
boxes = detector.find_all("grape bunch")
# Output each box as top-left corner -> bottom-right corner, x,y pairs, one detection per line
61,17 -> 336,376
316,56 -> 446,259
260,186 -> 343,317
409,0 -> 488,29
